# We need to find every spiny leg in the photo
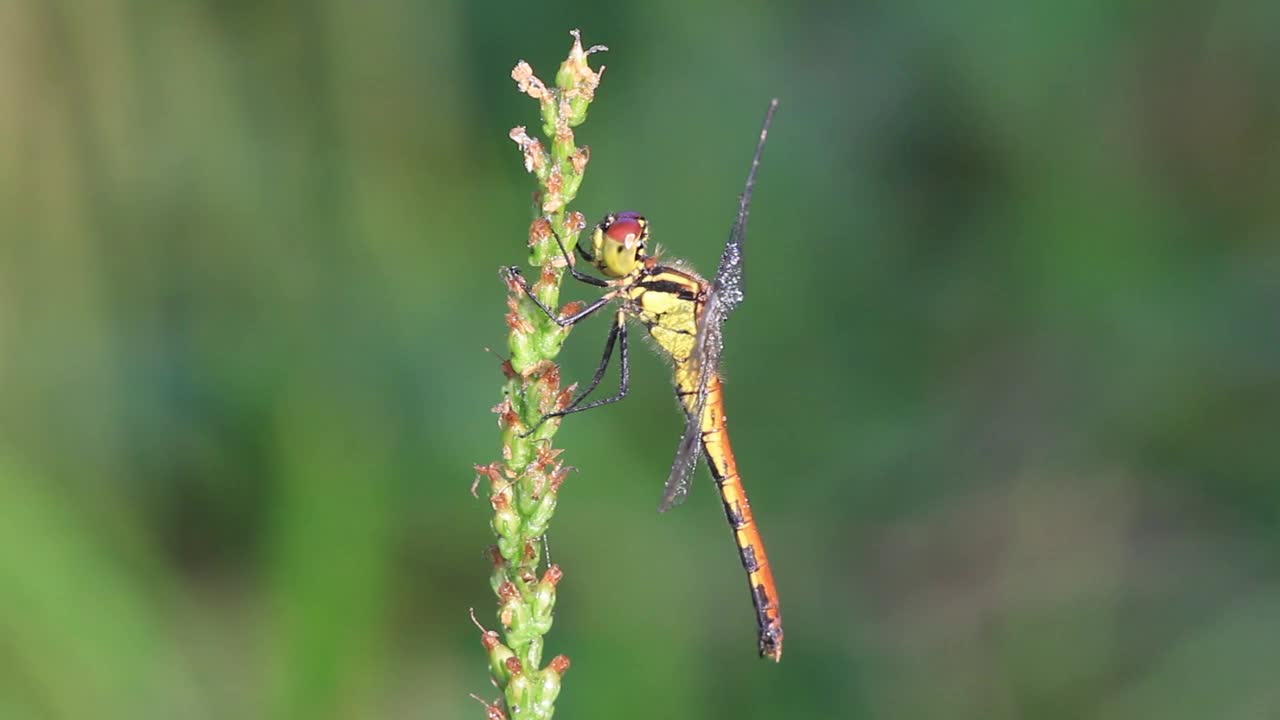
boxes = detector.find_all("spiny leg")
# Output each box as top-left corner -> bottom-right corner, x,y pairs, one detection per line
521,311 -> 630,437
502,216 -> 612,325
504,218 -> 609,294
547,311 -> 630,419
547,222 -> 609,288
503,266 -> 613,327
561,319 -> 621,409
505,220 -> 626,434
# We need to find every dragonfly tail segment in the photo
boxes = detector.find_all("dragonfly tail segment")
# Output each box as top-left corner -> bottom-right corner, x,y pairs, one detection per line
699,373 -> 784,661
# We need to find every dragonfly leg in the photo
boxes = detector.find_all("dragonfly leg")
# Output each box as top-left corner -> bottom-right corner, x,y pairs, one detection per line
503,266 -> 613,327
546,312 -> 630,418
519,312 -> 630,437
546,221 -> 609,288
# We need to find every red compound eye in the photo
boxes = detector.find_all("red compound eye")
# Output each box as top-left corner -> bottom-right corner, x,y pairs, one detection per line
604,216 -> 644,246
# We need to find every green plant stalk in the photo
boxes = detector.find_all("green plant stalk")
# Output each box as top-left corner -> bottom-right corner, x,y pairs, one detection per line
472,30 -> 606,720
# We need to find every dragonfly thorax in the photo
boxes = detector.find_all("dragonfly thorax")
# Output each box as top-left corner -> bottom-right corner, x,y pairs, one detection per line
579,211 -> 650,278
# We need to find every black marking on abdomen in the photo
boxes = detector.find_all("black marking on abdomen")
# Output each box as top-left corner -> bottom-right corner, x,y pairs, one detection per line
724,500 -> 747,529
753,583 -> 776,614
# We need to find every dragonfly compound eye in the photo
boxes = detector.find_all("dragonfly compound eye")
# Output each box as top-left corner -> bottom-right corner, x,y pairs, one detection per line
604,215 -> 645,247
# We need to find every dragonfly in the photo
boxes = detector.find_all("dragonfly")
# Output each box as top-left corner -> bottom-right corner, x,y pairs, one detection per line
504,99 -> 783,661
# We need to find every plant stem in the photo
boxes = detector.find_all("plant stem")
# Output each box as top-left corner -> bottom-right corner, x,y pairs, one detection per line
472,30 -> 606,720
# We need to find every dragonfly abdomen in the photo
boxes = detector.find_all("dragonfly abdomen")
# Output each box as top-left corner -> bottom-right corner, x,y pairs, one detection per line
698,373 -> 784,661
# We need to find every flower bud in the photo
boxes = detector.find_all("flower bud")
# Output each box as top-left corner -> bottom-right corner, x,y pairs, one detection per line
526,492 -> 558,537
492,493 -> 521,541
486,637 -> 516,684
504,658 -> 533,711
531,564 -> 561,622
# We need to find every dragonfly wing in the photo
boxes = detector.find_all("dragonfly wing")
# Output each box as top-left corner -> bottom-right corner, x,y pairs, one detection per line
658,290 -> 729,512
658,396 -> 705,511
715,98 -> 777,315
659,100 -> 776,513
713,232 -> 745,314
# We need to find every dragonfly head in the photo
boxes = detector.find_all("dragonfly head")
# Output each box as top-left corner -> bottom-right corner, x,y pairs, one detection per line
580,212 -> 649,278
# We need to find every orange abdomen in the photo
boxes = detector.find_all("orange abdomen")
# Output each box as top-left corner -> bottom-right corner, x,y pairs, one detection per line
698,373 -> 784,661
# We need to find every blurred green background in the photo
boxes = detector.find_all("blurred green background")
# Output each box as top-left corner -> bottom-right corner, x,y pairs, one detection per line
3,1 -> 1279,718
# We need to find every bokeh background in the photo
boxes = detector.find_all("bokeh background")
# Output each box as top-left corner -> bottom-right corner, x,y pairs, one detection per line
3,2 -> 1279,718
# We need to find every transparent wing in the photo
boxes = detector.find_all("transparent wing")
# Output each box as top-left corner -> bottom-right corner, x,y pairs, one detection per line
713,233 -> 745,313
658,289 -> 728,511
657,99 -> 776,512
656,399 -> 705,511
717,97 -> 777,315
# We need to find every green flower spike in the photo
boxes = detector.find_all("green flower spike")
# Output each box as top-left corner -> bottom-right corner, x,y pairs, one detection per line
472,30 -> 606,720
